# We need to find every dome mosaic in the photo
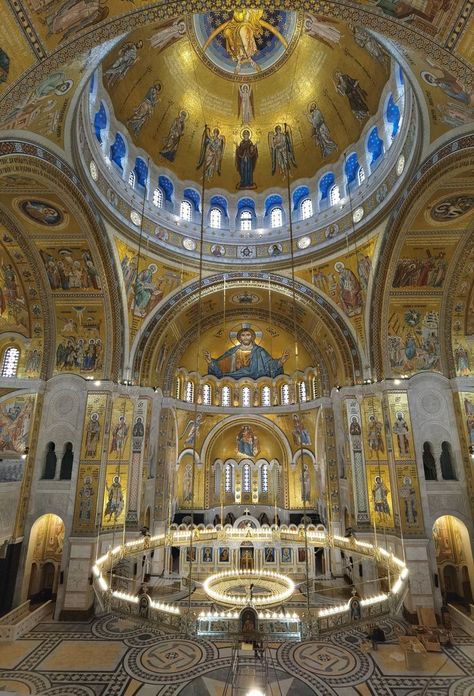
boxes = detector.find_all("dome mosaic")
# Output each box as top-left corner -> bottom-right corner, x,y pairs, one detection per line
78,10 -> 416,264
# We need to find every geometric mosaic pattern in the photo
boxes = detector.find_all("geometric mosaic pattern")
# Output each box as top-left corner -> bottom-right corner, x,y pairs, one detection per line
0,615 -> 473,695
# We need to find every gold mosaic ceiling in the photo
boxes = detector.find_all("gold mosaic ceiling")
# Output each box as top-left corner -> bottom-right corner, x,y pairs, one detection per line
100,11 -> 393,192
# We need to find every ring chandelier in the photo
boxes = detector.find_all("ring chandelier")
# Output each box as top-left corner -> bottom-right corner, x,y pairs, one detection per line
91,527 -> 409,623
203,569 -> 295,607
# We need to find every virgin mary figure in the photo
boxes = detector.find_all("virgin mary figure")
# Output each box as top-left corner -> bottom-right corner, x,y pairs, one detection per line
235,130 -> 258,189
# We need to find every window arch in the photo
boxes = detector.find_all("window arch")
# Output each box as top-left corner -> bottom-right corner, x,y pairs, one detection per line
311,376 -> 320,400
367,126 -> 384,168
242,463 -> 251,493
357,166 -> 366,185
260,463 -> 269,494
319,172 -> 335,202
110,133 -> 126,170
329,184 -> 340,206
224,463 -> 233,493
1,346 -> 20,377
281,383 -> 290,405
242,386 -> 251,407
301,198 -> 313,220
209,208 -> 222,229
134,158 -> 148,188
153,187 -> 163,208
298,380 -> 307,402
202,383 -> 212,405
185,381 -> 194,403
180,200 -> 192,221
93,101 -> 107,144
240,210 -> 252,231
270,207 -> 283,228
128,170 -> 136,188
261,385 -> 271,406
221,386 -> 231,406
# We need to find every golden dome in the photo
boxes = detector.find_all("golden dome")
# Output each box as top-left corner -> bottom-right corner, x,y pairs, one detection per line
99,11 -> 394,193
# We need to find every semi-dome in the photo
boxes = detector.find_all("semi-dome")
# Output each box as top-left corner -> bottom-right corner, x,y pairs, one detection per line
78,11 -> 416,264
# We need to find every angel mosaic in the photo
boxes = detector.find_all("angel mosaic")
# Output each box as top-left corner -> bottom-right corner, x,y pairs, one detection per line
196,126 -> 226,180
268,124 -> 296,177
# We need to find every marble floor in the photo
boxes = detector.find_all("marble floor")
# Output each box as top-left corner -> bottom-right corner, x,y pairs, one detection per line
0,614 -> 473,695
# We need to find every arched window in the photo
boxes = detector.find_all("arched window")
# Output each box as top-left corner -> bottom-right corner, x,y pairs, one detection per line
180,200 -> 192,221
185,381 -> 194,403
93,102 -> 107,144
357,166 -> 366,185
242,386 -> 251,407
298,381 -> 307,402
281,383 -> 290,405
224,463 -> 233,493
261,385 -> 271,406
209,208 -> 222,229
440,441 -> 457,480
128,170 -> 136,188
1,346 -> 20,377
386,94 -> 401,140
221,386 -> 231,406
301,198 -> 313,220
367,126 -> 384,168
240,210 -> 252,231
202,384 -> 211,405
270,207 -> 283,228
261,463 -> 269,493
109,133 -> 126,170
329,184 -> 340,206
175,378 -> 181,400
153,188 -> 163,208
242,463 -> 251,493
311,376 -> 320,400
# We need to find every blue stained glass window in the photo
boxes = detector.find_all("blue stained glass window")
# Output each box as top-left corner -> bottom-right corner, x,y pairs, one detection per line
344,153 -> 359,185
293,185 -> 310,209
386,94 -> 401,138
367,127 -> 384,166
319,172 -> 335,200
210,195 -> 228,217
264,194 -> 282,216
158,175 -> 173,202
184,187 -> 200,212
93,102 -> 107,143
110,133 -> 126,170
237,197 -> 255,212
134,158 -> 148,188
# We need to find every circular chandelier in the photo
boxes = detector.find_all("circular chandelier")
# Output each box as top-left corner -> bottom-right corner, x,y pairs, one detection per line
202,569 -> 295,607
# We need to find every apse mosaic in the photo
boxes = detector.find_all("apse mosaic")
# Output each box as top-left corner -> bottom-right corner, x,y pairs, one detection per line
180,320 -> 310,378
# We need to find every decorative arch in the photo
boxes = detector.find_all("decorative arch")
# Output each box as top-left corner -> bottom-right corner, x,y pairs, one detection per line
0,140 -> 124,379
132,273 -> 363,390
371,135 -> 474,381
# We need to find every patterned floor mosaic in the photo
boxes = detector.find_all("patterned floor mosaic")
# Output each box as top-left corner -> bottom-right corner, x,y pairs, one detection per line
0,614 -> 473,695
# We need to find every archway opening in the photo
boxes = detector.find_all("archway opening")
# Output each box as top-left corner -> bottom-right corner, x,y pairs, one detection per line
432,515 -> 474,607
25,514 -> 65,604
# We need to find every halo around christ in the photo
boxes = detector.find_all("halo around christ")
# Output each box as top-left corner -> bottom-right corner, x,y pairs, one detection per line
188,9 -> 301,81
